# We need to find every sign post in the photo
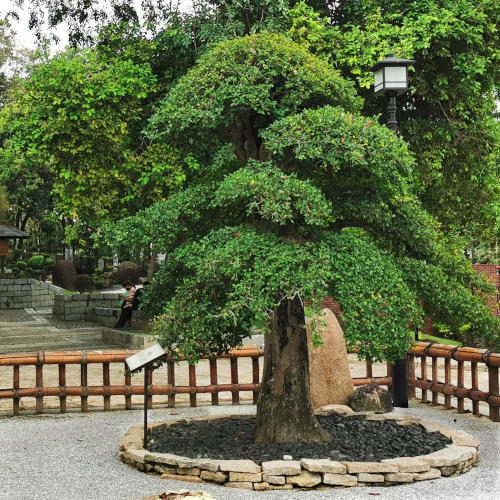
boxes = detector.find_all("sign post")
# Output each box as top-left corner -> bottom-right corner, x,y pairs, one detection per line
125,343 -> 166,448
144,362 -> 149,447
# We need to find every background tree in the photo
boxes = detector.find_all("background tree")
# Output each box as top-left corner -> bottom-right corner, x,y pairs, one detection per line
13,1 -> 301,47
287,0 -> 500,242
102,0 -> 499,246
0,46 -> 193,251
12,0 -> 499,240
101,34 -> 498,444
0,17 -> 16,104
9,0 -> 498,319
0,182 -> 8,223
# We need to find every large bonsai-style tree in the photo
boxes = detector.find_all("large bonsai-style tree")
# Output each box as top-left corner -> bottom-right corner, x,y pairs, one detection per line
102,33 -> 498,443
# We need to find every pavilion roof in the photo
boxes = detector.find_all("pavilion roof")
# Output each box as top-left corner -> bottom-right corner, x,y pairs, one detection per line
0,224 -> 31,239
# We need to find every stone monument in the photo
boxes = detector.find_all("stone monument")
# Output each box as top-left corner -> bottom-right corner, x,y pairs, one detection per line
306,308 -> 354,408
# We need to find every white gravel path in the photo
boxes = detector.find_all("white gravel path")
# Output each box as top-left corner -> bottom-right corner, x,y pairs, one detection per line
0,402 -> 498,500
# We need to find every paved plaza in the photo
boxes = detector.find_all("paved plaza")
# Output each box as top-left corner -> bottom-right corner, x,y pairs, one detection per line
0,308 -> 120,354
0,403 -> 498,500
0,307 -> 497,500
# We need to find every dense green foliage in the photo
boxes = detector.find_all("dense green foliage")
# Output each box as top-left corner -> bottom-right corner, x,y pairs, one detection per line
0,183 -> 8,223
6,0 -> 498,261
102,34 -> 498,364
287,0 -> 500,241
0,49 -> 154,221
27,255 -> 44,268
148,32 -> 361,156
0,46 -> 192,258
2,2 -> 497,358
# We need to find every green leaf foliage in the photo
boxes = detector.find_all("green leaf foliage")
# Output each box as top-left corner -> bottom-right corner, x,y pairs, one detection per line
149,225 -> 422,363
287,0 -> 500,241
27,255 -> 45,268
147,32 -> 361,145
213,160 -> 333,227
0,183 -> 8,223
0,48 -> 158,225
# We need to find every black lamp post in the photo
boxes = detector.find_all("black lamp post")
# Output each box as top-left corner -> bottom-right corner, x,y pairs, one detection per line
371,54 -> 415,132
371,53 -> 415,408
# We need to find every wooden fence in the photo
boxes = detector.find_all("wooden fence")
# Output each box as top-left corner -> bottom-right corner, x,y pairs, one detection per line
0,346 -> 263,415
408,342 -> 499,422
0,342 -> 498,422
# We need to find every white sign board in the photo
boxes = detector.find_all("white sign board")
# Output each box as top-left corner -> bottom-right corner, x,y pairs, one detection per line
126,343 -> 166,372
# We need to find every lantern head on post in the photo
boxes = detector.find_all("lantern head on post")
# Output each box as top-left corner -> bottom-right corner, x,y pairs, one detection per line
370,54 -> 415,407
371,54 -> 415,96
371,54 -> 415,132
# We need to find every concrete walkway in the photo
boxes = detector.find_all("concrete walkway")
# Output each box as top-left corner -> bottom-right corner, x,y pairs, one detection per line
0,402 -> 498,500
0,308 -> 120,354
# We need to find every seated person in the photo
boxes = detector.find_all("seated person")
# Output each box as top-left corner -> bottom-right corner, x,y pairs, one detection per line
114,280 -> 136,328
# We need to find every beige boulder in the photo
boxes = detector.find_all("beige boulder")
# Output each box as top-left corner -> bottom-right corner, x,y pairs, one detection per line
262,460 -> 301,476
315,404 -> 354,416
286,470 -> 322,487
306,308 -> 354,407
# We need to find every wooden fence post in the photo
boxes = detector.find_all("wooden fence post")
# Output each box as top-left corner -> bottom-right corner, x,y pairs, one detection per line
58,363 -> 66,413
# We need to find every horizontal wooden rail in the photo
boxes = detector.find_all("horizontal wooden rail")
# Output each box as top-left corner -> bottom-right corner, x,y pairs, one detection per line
408,342 -> 499,422
0,383 -> 261,399
410,342 -> 500,367
353,376 -> 392,387
0,345 -> 264,366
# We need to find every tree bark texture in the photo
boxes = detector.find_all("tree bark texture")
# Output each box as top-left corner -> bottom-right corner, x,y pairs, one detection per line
147,251 -> 158,280
255,295 -> 332,443
230,117 -> 268,165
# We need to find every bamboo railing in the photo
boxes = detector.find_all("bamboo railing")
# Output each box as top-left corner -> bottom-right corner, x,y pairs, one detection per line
0,346 -> 263,415
0,342 -> 498,422
408,342 -> 499,422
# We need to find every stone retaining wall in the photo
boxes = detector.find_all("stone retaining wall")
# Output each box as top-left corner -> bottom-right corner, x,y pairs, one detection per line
101,328 -> 152,348
0,278 -> 64,309
53,293 -> 150,329
120,411 -> 480,491
53,293 -> 121,321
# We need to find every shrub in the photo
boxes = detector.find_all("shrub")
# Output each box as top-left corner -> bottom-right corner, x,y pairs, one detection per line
27,268 -> 44,279
44,258 -> 56,269
8,248 -> 23,261
94,278 -> 104,290
28,255 -> 45,268
16,261 -> 27,270
73,274 -> 94,293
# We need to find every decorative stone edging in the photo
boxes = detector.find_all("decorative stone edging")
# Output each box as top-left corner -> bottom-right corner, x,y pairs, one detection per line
119,410 -> 480,491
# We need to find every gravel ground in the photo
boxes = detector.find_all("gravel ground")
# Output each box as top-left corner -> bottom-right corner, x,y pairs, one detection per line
0,402 -> 498,500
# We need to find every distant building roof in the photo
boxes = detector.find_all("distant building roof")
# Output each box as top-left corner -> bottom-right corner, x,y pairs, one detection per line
0,224 -> 31,239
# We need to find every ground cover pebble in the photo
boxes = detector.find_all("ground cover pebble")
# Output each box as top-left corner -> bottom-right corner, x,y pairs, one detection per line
147,415 -> 451,464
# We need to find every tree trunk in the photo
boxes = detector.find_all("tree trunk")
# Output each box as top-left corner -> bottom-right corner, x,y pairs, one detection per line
255,295 -> 332,443
147,251 -> 157,280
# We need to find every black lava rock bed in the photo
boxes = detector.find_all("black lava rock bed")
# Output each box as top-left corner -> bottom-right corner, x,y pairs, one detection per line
147,415 -> 451,464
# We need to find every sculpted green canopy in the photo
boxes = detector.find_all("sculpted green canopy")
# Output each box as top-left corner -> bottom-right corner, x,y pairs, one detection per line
100,33 -> 499,443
